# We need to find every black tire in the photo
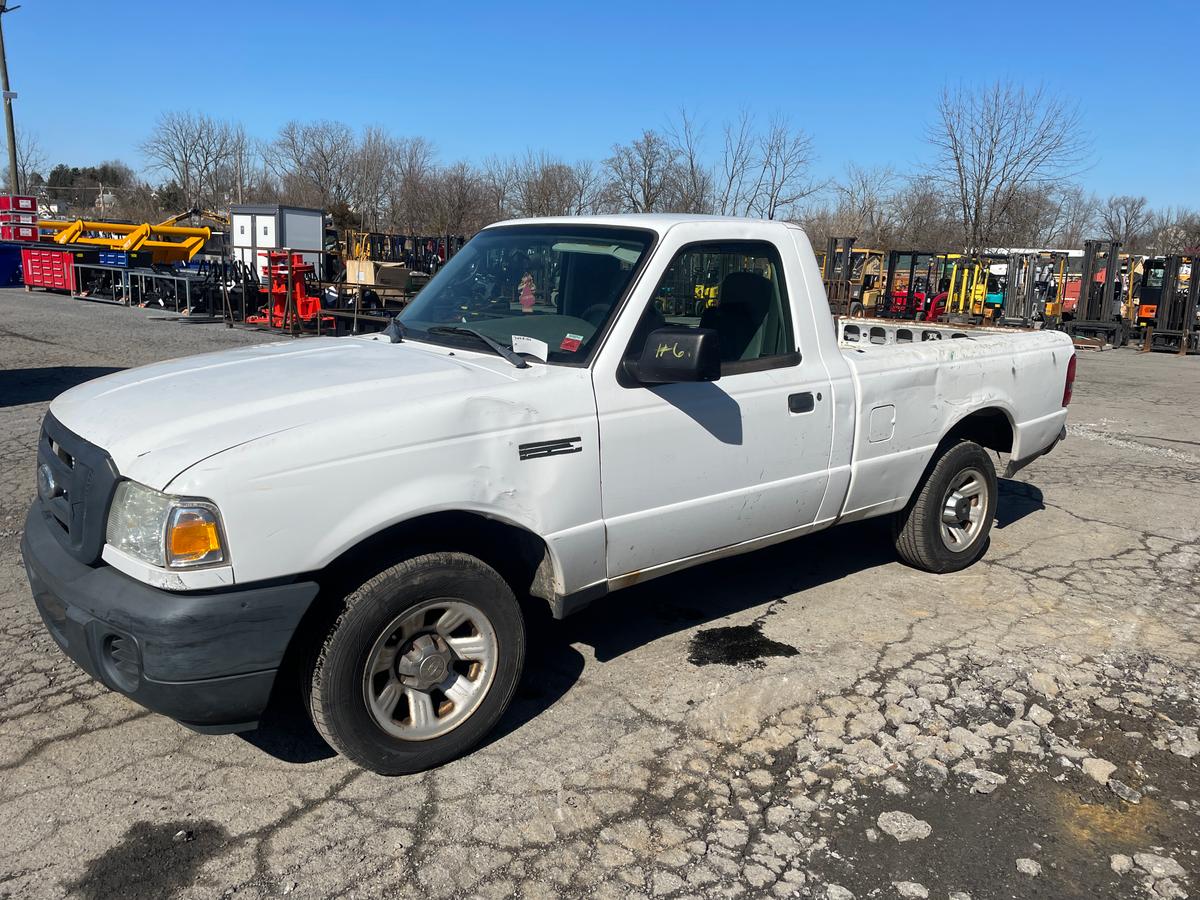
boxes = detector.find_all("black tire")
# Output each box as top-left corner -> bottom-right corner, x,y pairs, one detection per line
308,552 -> 525,775
848,301 -> 865,318
892,440 -> 997,574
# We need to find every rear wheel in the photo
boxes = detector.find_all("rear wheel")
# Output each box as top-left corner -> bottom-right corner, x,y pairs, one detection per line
308,552 -> 525,774
893,440 -> 997,573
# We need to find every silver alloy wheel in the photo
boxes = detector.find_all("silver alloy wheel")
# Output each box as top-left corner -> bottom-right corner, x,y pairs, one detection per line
939,467 -> 988,551
362,598 -> 499,741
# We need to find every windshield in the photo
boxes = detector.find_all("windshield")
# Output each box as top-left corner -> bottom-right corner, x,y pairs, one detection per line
399,225 -> 654,364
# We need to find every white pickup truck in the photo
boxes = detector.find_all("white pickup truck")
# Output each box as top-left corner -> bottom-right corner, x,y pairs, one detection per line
23,215 -> 1075,774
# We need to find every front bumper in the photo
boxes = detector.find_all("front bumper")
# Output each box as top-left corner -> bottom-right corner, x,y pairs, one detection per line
21,505 -> 319,733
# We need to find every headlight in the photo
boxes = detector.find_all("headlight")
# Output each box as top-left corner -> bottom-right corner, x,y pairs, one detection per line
105,481 -> 227,569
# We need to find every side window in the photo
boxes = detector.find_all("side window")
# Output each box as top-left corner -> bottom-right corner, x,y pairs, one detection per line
630,241 -> 797,372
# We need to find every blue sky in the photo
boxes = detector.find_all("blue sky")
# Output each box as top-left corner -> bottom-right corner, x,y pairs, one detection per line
7,0 -> 1199,208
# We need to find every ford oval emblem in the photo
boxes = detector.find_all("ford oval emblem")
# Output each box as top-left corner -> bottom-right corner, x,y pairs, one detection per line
37,463 -> 61,500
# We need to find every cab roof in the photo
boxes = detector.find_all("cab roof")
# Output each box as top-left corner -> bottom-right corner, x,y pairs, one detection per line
485,213 -> 804,237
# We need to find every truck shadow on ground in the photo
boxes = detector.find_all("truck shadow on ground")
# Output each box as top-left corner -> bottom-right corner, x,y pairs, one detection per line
995,478 -> 1045,528
0,366 -> 124,408
247,494 -> 1036,763
64,819 -> 229,900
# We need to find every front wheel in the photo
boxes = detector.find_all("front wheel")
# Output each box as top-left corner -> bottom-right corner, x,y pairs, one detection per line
892,440 -> 997,573
308,552 -> 525,774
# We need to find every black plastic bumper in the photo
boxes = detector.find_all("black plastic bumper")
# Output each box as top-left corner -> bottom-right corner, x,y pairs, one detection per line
1004,425 -> 1067,478
21,505 -> 319,733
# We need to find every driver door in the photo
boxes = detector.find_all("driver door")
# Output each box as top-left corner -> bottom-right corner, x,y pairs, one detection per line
593,236 -> 835,578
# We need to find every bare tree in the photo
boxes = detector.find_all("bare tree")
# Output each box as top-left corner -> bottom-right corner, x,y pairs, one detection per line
752,115 -> 821,220
267,119 -> 358,212
988,186 -> 1064,247
888,175 -> 959,250
1143,207 -> 1200,255
1043,184 -> 1097,248
427,161 -> 489,235
666,109 -> 713,214
928,82 -> 1090,253
837,164 -> 896,244
388,136 -> 438,233
512,151 -> 578,218
715,110 -> 759,216
3,129 -> 46,193
345,125 -> 395,230
142,111 -> 244,209
568,159 -> 605,215
1175,211 -> 1200,253
207,129 -> 269,208
603,130 -> 679,213
1098,194 -> 1151,249
800,165 -> 899,252
480,155 -> 519,221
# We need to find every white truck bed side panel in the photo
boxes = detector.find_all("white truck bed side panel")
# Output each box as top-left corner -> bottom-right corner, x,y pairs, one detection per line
838,330 -> 1073,519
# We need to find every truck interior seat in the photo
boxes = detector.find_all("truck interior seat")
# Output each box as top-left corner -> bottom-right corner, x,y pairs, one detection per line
701,272 -> 777,361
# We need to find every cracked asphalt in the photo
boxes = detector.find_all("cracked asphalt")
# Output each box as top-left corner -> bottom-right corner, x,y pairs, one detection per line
1,288 -> 1198,900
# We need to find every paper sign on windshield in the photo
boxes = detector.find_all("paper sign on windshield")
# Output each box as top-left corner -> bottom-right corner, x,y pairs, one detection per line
511,335 -> 548,362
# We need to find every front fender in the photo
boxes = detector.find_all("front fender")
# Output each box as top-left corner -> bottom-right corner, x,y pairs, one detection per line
167,417 -> 606,592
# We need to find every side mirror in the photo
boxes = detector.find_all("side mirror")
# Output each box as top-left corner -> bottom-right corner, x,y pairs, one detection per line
626,326 -> 721,385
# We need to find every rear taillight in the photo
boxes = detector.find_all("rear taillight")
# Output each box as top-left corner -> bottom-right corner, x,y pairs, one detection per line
1062,354 -> 1077,407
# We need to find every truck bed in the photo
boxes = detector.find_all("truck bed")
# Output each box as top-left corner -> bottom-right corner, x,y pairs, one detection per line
837,317 -> 1042,350
831,316 -> 1073,524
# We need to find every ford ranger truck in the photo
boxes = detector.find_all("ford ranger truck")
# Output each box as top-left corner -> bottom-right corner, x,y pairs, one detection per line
22,215 -> 1074,774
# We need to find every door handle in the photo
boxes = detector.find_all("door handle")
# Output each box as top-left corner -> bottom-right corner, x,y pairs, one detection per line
788,392 -> 816,413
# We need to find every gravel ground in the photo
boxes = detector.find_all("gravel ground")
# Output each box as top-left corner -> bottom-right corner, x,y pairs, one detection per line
1,288 -> 1197,900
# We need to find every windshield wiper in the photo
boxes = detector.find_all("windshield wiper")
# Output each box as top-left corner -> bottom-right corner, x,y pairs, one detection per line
426,325 -> 529,369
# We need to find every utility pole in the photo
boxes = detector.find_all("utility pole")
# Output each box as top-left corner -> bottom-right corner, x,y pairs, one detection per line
0,3 -> 20,195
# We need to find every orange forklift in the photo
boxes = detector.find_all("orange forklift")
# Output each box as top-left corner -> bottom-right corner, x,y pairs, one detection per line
1140,255 -> 1199,354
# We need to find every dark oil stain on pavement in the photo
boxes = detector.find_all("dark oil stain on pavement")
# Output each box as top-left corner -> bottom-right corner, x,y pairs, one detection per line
688,621 -> 799,668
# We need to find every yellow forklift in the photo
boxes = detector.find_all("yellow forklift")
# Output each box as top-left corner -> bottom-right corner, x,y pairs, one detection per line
940,254 -> 1014,324
941,254 -> 988,322
821,237 -> 887,317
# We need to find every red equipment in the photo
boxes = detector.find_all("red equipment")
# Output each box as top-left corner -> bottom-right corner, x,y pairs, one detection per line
2,224 -> 38,241
21,247 -> 78,292
921,291 -> 949,321
247,251 -> 331,329
886,288 -> 925,317
0,195 -> 36,212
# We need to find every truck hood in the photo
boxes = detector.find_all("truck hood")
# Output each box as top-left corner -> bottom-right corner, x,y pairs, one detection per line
50,336 -> 518,489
